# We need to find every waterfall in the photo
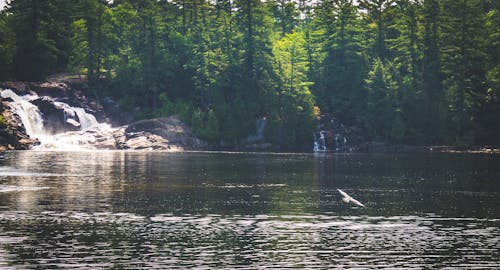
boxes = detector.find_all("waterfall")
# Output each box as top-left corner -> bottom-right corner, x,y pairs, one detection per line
334,133 -> 348,151
313,131 -> 327,152
0,89 -> 45,136
74,107 -> 99,129
1,89 -> 115,150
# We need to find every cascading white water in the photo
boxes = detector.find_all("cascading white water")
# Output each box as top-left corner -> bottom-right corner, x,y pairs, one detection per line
313,131 -> 327,152
1,89 -> 115,150
74,107 -> 100,129
0,89 -> 45,136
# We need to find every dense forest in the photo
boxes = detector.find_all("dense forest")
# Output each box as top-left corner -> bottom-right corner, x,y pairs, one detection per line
0,0 -> 499,148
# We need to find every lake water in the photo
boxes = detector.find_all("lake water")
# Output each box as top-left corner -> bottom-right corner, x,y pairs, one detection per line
0,151 -> 498,269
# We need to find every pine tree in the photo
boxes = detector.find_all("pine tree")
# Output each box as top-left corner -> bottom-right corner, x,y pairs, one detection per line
364,58 -> 401,140
0,10 -> 15,80
420,0 -> 445,143
440,0 -> 487,144
316,0 -> 366,123
269,0 -> 299,37
477,1 -> 500,144
9,0 -> 58,80
359,0 -> 395,60
272,30 -> 315,146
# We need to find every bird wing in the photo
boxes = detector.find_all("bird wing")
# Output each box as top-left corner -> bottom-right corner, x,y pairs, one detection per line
338,188 -> 365,207
337,188 -> 349,198
350,197 -> 365,208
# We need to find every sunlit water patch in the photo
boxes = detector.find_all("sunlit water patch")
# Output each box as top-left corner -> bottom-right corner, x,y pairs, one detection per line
0,185 -> 49,193
0,166 -> 90,177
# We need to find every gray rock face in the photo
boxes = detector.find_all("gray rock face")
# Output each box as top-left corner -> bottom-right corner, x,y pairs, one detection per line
0,101 -> 39,150
114,116 -> 207,151
30,97 -> 81,134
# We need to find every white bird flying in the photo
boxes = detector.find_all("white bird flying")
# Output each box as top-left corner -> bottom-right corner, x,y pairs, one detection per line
337,188 -> 365,208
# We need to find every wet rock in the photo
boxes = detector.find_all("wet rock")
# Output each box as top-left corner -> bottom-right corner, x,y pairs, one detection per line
0,101 -> 39,150
0,81 -> 72,98
42,128 -> 116,150
242,143 -> 273,151
30,97 -> 80,134
317,113 -> 367,151
0,81 -> 107,124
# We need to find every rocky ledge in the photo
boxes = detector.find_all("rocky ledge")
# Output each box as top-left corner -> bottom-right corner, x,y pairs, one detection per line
114,116 -> 207,151
0,101 -> 38,150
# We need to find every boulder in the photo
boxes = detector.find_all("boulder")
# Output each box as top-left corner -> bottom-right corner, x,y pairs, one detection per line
114,116 -> 207,151
30,97 -> 81,134
114,128 -> 179,151
43,128 -> 116,150
0,101 -> 39,150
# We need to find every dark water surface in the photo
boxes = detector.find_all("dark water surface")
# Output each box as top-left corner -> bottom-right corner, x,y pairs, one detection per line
0,151 -> 498,269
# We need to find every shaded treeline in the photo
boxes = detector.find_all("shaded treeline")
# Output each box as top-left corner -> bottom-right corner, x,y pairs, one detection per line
0,0 -> 499,147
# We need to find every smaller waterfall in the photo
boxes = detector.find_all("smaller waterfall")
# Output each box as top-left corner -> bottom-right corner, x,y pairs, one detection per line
74,107 -> 99,129
334,133 -> 348,151
1,89 -> 115,150
313,131 -> 327,152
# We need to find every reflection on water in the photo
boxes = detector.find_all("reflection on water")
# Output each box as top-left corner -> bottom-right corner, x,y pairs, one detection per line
0,151 -> 499,268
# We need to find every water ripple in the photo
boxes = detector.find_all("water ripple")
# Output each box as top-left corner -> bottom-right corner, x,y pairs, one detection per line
0,211 -> 498,269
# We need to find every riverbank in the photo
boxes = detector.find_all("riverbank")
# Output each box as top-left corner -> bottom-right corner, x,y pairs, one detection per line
1,80 -> 499,154
342,143 -> 500,154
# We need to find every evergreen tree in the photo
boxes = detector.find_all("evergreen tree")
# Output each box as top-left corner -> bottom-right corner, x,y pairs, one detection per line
1,0 -> 499,147
477,1 -> 500,144
440,0 -> 487,144
269,0 -> 299,37
420,0 -> 445,143
9,0 -> 57,80
272,30 -> 315,146
316,0 -> 366,123
359,0 -> 395,60
0,10 -> 15,80
364,58 -> 402,141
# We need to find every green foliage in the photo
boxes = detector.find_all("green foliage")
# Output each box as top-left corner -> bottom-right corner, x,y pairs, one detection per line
190,109 -> 220,142
315,0 -> 367,119
0,11 -> 15,80
7,0 -> 77,80
1,0 -> 499,147
363,58 -> 399,140
0,114 -> 7,127
271,29 -> 316,147
440,0 -> 487,145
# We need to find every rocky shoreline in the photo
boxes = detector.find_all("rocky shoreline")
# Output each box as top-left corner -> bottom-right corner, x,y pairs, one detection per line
0,80 -> 498,154
316,143 -> 500,154
0,81 -> 207,151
